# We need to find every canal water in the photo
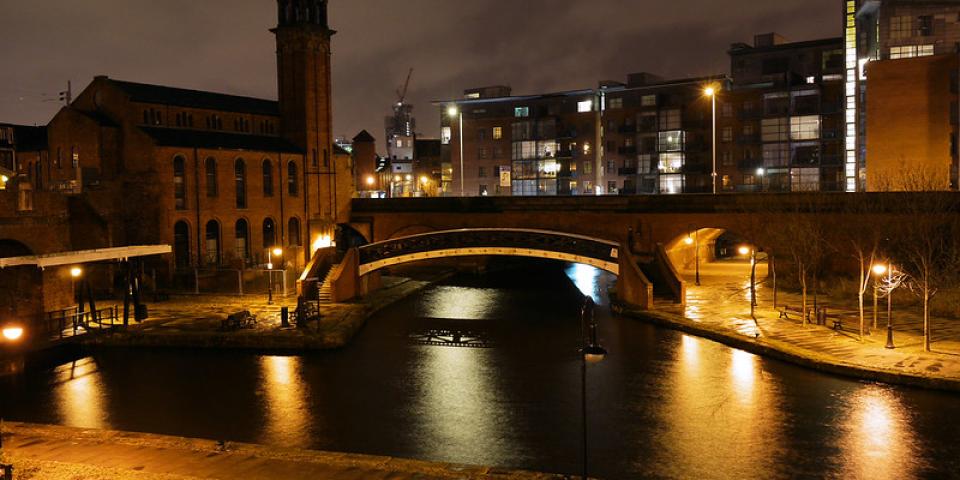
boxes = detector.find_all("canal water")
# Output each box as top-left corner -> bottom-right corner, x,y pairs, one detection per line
2,261 -> 960,479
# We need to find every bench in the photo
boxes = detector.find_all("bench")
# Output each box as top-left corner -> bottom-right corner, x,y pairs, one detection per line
221,310 -> 257,331
778,305 -> 809,321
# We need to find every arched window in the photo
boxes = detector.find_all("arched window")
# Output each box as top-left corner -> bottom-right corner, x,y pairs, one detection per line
173,156 -> 186,210
262,159 -> 274,197
205,158 -> 218,197
288,217 -> 301,246
287,161 -> 299,196
174,221 -> 191,269
235,219 -> 250,262
263,218 -> 277,249
205,220 -> 221,266
235,159 -> 247,208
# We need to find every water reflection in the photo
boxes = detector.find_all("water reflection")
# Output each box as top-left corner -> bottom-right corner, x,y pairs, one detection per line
420,286 -> 498,320
53,357 -> 107,429
259,355 -> 311,447
411,344 -> 508,463
838,386 -> 923,479
566,263 -> 601,302
652,339 -> 785,479
730,349 -> 756,403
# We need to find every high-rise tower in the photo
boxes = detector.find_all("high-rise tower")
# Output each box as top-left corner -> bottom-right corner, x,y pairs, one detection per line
273,0 -> 338,223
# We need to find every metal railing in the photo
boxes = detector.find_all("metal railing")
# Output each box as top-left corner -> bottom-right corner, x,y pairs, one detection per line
358,229 -> 619,268
42,306 -> 120,340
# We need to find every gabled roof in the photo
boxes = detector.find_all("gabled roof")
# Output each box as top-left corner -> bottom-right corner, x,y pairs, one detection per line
352,129 -> 375,143
140,127 -> 302,154
105,77 -> 280,116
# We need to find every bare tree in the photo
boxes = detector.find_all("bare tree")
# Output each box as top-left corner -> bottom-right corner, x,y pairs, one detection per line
840,194 -> 888,341
754,192 -> 828,327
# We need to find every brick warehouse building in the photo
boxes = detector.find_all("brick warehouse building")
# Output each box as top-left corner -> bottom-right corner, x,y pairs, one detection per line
1,0 -> 352,279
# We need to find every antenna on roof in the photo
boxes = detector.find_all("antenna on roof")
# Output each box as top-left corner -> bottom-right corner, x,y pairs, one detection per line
58,81 -> 72,106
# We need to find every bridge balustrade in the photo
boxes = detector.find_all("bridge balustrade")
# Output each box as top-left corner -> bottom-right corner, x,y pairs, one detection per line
358,229 -> 619,270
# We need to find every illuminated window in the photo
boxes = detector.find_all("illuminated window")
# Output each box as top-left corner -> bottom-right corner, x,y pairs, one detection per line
790,116 -> 820,141
660,174 -> 683,194
641,95 -> 657,107
890,44 -> 935,59
493,126 -> 502,140
514,107 -> 529,118
578,100 -> 593,113
761,117 -> 789,142
441,127 -> 452,144
658,131 -> 684,152
659,153 -> 684,173
609,97 -> 623,109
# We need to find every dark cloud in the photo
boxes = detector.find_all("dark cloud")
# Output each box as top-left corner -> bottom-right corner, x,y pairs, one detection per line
0,0 -> 840,151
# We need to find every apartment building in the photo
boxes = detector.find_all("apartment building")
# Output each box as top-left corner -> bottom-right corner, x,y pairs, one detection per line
720,34 -> 847,192
850,0 -> 960,190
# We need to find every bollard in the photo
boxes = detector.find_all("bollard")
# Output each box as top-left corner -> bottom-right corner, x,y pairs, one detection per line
1,464 -> 12,480
281,307 -> 289,328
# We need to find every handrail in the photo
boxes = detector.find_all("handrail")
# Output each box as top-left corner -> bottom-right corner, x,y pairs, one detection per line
362,228 -> 620,250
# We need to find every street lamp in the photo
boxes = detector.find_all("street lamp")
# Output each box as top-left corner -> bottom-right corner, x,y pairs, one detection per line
877,264 -> 906,350
704,86 -> 718,195
739,246 -> 767,321
70,266 -> 83,304
579,296 -> 606,480
2,325 -> 24,342
871,264 -> 887,332
267,247 -> 283,305
448,105 -> 465,196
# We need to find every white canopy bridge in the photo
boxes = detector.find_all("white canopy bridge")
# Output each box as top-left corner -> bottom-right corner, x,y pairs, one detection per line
1,245 -> 171,339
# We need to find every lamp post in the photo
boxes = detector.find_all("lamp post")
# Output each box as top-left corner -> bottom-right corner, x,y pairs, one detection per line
448,106 -> 464,196
70,266 -> 83,305
267,247 -> 282,305
579,296 -> 606,480
884,265 -> 898,350
684,229 -> 700,286
705,86 -> 718,195
871,264 -> 887,333
739,246 -> 767,320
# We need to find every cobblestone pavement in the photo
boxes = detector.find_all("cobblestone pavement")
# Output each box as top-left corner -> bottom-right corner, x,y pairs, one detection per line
655,260 -> 960,385
0,423 -> 562,480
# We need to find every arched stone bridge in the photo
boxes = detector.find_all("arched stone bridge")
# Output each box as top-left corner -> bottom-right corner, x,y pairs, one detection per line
300,193 -> 958,310
357,228 -> 621,276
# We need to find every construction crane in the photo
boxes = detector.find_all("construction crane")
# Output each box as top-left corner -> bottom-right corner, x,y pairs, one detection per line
396,68 -> 413,106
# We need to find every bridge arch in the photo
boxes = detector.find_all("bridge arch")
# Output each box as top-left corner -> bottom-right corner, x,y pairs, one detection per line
356,228 -> 621,276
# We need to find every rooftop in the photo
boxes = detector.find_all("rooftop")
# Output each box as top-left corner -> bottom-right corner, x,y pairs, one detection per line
104,77 -> 280,116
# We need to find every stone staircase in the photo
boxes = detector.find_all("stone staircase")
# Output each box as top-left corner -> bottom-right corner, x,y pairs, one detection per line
316,263 -> 339,304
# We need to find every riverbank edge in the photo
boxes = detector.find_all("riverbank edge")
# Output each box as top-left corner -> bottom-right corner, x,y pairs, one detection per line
616,302 -> 960,393
0,422 -> 564,479
84,274 -> 452,353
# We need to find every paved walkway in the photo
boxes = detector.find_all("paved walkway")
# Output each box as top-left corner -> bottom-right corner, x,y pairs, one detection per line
0,423 -> 560,480
85,275 -> 441,350
646,260 -> 960,390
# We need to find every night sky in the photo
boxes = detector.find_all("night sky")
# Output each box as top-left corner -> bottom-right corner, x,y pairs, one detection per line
0,0 -> 839,151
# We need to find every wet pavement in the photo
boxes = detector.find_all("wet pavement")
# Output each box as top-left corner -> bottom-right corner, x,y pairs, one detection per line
664,260 -> 960,385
